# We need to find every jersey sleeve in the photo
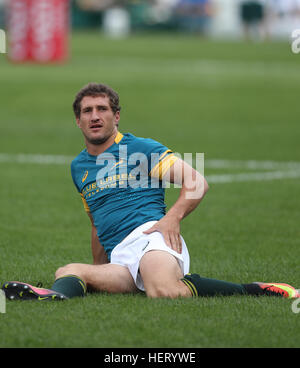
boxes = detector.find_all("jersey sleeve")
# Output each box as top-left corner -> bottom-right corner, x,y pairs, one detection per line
136,137 -> 179,180
149,149 -> 178,180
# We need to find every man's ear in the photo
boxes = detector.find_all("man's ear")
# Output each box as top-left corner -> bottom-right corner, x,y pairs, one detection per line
115,111 -> 120,126
76,117 -> 81,128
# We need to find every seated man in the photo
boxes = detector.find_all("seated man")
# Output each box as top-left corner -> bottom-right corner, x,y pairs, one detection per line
2,83 -> 299,301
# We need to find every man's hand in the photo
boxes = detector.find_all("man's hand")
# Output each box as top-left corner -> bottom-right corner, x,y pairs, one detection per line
143,215 -> 182,254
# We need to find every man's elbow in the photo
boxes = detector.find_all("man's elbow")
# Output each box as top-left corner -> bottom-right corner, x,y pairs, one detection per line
185,173 -> 209,200
197,176 -> 209,200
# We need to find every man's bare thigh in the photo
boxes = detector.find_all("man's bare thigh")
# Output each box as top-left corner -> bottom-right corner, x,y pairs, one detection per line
56,263 -> 139,294
139,250 -> 190,298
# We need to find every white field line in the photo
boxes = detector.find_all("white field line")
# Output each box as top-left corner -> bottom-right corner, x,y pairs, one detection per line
206,170 -> 300,183
1,153 -> 300,184
205,159 -> 300,183
205,159 -> 300,171
0,153 -> 73,165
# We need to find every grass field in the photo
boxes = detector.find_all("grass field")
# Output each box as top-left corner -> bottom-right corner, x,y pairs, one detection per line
0,31 -> 300,349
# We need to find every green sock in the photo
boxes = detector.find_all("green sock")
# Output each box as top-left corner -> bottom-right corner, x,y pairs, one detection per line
182,273 -> 246,297
51,275 -> 87,298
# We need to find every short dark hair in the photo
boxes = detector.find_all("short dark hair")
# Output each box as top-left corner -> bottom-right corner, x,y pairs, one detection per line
72,82 -> 121,118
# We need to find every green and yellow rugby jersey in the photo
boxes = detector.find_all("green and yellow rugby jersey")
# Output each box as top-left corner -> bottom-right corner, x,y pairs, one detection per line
71,132 -> 178,260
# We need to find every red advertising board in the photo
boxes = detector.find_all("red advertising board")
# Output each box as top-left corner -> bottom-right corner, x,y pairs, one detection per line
7,0 -> 69,63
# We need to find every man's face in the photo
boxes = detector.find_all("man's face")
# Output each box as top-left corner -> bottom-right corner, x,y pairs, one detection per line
76,95 -> 120,145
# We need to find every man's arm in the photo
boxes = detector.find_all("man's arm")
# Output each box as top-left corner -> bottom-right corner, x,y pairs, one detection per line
144,157 -> 209,253
88,213 -> 109,265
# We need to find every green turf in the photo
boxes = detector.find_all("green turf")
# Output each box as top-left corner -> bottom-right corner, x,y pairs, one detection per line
0,32 -> 299,348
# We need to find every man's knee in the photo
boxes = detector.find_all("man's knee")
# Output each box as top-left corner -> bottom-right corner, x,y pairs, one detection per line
55,263 -> 83,280
145,283 -> 182,299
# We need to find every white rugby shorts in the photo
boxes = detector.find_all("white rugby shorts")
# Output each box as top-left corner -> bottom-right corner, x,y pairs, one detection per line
110,221 -> 190,291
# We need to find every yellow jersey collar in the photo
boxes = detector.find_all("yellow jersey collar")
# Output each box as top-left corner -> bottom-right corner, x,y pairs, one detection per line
114,131 -> 124,144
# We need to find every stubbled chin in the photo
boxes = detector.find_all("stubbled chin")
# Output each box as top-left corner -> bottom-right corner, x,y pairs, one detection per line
85,132 -> 110,145
83,127 -> 117,146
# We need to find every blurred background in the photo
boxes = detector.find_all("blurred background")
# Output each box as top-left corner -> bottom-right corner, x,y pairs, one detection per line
1,0 -> 300,42
73,0 -> 300,40
0,0 -> 299,166
0,0 -> 299,157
